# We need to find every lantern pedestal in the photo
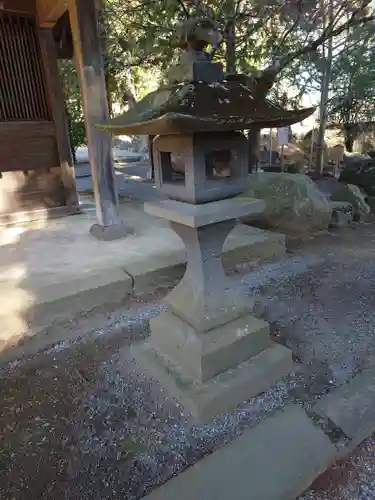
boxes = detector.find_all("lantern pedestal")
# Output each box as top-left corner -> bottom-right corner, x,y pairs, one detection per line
133,197 -> 293,421
89,220 -> 133,241
95,17 -> 315,422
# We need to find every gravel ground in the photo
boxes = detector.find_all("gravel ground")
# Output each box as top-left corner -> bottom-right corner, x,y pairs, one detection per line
300,436 -> 375,500
1,222 -> 375,499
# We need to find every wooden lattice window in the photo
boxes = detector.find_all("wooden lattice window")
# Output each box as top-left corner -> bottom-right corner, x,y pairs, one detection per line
0,12 -> 50,121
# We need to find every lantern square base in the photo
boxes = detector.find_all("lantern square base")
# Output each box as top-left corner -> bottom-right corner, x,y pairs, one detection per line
150,310 -> 273,383
89,221 -> 133,241
131,339 -> 293,422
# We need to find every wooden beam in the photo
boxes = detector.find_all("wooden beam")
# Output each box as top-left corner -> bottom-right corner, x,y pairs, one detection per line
36,0 -> 66,27
52,11 -> 73,59
39,28 -> 79,209
68,0 -> 128,238
0,121 -> 55,136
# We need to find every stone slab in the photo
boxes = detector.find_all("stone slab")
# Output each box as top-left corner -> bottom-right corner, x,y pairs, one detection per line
0,270 -> 133,356
144,198 -> 265,228
144,404 -> 337,500
150,311 -> 271,382
222,223 -> 286,268
0,268 -> 133,313
0,279 -> 135,362
313,365 -> 375,446
132,342 -> 293,421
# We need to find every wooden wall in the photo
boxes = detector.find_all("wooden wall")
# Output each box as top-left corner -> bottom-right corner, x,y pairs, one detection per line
0,13 -> 50,121
0,8 -> 77,218
0,0 -> 36,15
0,122 -> 59,171
0,120 -> 68,215
0,169 -> 66,214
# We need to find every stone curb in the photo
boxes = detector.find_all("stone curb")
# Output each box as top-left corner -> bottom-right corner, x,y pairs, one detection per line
312,365 -> 375,459
143,404 -> 337,500
0,270 -> 134,362
143,366 -> 375,500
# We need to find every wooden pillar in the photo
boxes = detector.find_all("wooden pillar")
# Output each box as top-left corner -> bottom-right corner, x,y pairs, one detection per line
148,135 -> 155,180
67,0 -> 130,239
39,29 -> 79,212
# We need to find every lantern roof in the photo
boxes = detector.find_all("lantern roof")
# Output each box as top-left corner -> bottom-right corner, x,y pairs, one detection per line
96,76 -> 314,135
96,19 -> 314,136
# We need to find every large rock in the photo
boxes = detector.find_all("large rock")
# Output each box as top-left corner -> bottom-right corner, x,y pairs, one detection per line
330,201 -> 353,228
339,159 -> 375,197
239,172 -> 331,237
314,177 -> 370,221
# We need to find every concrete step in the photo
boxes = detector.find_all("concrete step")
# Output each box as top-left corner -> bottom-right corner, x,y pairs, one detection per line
0,223 -> 285,359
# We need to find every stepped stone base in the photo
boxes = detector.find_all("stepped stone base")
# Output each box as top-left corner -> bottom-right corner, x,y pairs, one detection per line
150,311 -> 272,382
132,340 -> 293,422
89,220 -> 133,240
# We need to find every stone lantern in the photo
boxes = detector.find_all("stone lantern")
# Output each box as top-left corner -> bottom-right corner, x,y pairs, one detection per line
97,20 -> 314,420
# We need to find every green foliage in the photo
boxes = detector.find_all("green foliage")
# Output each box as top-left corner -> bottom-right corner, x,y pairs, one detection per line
328,22 -> 375,126
97,0 -> 375,104
59,60 -> 86,157
67,117 -> 86,160
101,0 -> 176,104
59,0 -> 375,152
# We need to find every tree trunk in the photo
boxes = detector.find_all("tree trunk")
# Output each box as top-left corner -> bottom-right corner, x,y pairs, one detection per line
97,0 -> 112,117
148,135 -> 155,180
315,71 -> 329,174
247,129 -> 260,173
225,19 -> 236,74
246,71 -> 277,172
315,0 -> 333,175
344,135 -> 354,152
105,72 -> 113,117
225,0 -> 236,74
342,90 -> 357,153
123,89 -> 137,109
344,124 -> 357,152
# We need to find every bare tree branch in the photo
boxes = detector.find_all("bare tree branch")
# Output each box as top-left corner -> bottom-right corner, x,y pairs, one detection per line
177,0 -> 190,18
276,11 -> 375,74
235,0 -> 243,17
278,3 -> 304,48
249,6 -> 375,99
